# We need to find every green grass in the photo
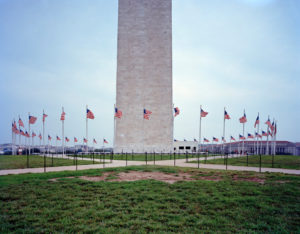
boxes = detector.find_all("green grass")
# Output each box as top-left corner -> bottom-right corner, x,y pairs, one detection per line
0,166 -> 299,233
190,155 -> 300,170
81,153 -> 206,161
0,155 -> 96,170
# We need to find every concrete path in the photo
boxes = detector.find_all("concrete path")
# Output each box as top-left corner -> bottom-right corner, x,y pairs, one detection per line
1,155 -> 299,176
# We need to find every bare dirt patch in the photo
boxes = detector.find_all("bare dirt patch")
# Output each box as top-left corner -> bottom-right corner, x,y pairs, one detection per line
108,171 -> 195,184
48,171 -> 276,184
232,175 -> 265,184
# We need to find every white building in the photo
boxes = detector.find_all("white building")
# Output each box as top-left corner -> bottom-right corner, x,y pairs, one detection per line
173,141 -> 198,153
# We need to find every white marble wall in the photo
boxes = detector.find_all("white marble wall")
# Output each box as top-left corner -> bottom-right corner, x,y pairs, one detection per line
115,0 -> 173,153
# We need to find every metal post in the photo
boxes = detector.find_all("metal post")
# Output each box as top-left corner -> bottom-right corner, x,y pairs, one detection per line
197,151 -> 200,169
44,153 -> 46,172
259,154 -> 262,173
154,152 -> 156,165
145,152 -> 147,165
126,152 -> 128,166
185,151 -> 188,163
173,152 -> 176,166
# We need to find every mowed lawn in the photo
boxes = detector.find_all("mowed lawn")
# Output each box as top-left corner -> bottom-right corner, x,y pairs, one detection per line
0,155 -> 95,170
191,155 -> 300,170
0,166 -> 299,233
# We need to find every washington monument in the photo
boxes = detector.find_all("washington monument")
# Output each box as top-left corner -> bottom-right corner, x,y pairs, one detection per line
114,0 -> 173,153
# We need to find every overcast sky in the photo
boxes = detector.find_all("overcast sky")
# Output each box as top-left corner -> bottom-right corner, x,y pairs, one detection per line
0,0 -> 299,146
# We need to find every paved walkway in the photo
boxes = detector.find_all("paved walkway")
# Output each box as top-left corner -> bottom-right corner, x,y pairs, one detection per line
1,155 -> 299,176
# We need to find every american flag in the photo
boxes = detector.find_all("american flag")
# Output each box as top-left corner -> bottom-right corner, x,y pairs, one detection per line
84,138 -> 88,143
60,111 -> 66,121
265,118 -> 272,128
231,136 -> 236,141
239,135 -> 245,140
201,109 -> 208,117
29,115 -> 37,124
65,137 -> 70,142
174,107 -> 180,117
144,109 -> 152,120
268,130 -> 273,137
93,139 -> 97,144
39,133 -> 42,140
239,113 -> 247,123
213,137 -> 219,142
48,135 -> 52,141
247,133 -> 254,139
254,115 -> 260,128
194,138 -> 197,142
204,138 -> 210,143
174,139 -> 177,142
274,123 -> 277,136
20,129 -> 25,136
184,139 -> 187,141
56,136 -> 61,141
25,131 -> 30,138
255,132 -> 262,138
104,139 -> 108,144
262,131 -> 268,137
13,121 -> 17,129
43,113 -> 48,122
74,137 -> 78,143
270,121 -> 275,132
222,137 -> 226,142
32,132 -> 36,137
18,118 -> 24,127
224,110 -> 230,120
115,108 -> 122,118
87,109 -> 95,119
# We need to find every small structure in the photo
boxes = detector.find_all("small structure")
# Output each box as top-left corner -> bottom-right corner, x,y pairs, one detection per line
173,141 -> 198,153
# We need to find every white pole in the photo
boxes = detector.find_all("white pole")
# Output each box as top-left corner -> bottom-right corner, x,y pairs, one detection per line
19,116 -> 21,147
266,115 -> 269,155
86,105 -> 88,154
199,105 -> 202,153
113,104 -> 116,152
274,120 -> 277,155
62,107 -> 65,157
43,110 -> 45,154
28,112 -> 31,155
222,107 -> 226,156
256,113 -> 260,155
11,120 -> 14,155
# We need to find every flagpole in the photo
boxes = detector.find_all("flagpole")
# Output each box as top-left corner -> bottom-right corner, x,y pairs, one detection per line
242,109 -> 245,155
62,107 -> 65,157
11,120 -> 14,155
256,113 -> 259,155
272,118 -> 275,155
266,115 -> 269,155
28,112 -> 31,155
230,137 -> 232,155
43,110 -> 45,154
143,107 -> 145,153
222,107 -> 226,155
113,104 -> 116,152
274,120 -> 277,155
86,105 -> 88,154
199,105 -> 202,153
102,138 -> 104,154
18,115 -> 21,147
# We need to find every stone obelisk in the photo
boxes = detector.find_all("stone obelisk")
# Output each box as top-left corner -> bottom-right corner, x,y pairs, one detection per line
114,0 -> 173,153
